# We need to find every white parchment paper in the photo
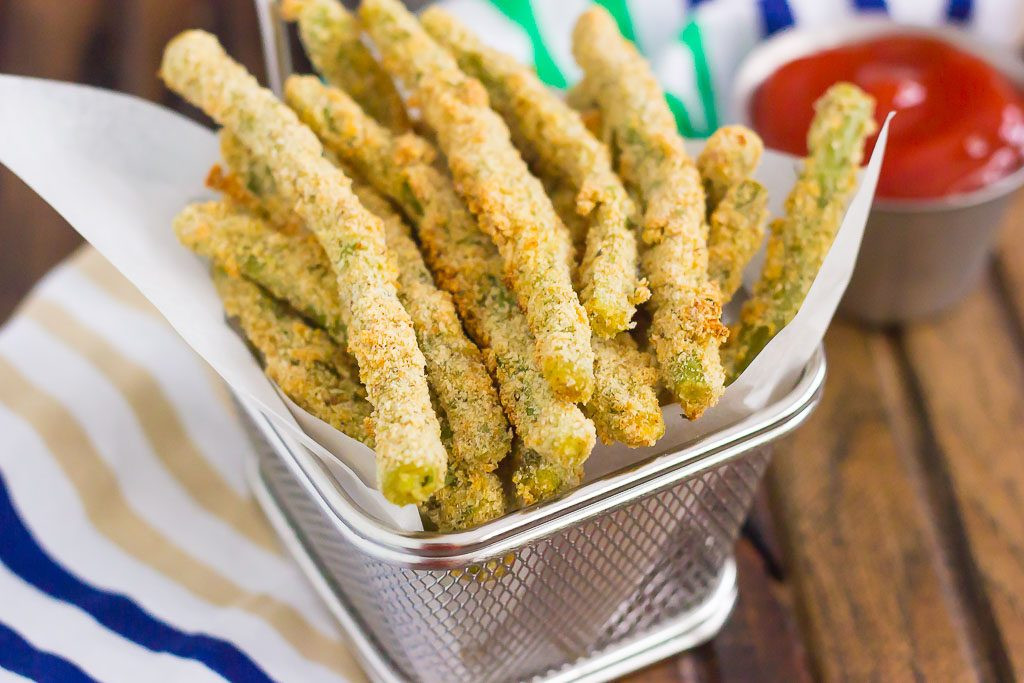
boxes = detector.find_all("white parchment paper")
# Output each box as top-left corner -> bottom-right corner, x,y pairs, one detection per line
0,74 -> 890,530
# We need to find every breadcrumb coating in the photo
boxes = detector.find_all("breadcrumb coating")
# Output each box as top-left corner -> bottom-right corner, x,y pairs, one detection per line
573,8 -> 728,419
725,83 -> 876,381
420,466 -> 506,531
283,74 -> 596,468
706,179 -> 769,304
586,334 -> 664,447
360,0 -> 595,404
696,125 -> 765,214
161,30 -> 445,505
280,0 -> 409,132
349,180 -> 512,471
505,440 -> 583,509
421,7 -> 647,340
208,267 -> 374,446
174,198 -> 349,339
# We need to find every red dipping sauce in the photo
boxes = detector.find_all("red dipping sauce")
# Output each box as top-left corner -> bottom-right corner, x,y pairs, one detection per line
752,34 -> 1024,200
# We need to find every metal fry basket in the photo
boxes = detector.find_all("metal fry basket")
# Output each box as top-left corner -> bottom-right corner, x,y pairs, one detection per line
243,4 -> 827,679
238,349 -> 825,683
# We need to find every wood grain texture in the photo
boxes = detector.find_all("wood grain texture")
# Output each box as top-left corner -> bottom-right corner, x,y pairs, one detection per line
0,0 -> 104,321
901,275 -> 1024,681
768,324 -> 984,682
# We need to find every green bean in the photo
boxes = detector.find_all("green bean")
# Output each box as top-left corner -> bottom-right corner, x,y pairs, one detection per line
284,73 -> 596,468
360,0 -> 595,404
707,179 -> 769,304
724,83 -> 876,380
280,0 -> 409,132
161,30 -> 445,505
206,266 -> 374,446
573,7 -> 728,419
696,125 -> 764,214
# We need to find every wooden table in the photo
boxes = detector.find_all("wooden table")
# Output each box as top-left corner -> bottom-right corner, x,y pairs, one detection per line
2,2 -> 1022,681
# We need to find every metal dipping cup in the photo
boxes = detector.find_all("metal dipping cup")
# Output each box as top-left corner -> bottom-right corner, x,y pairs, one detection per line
731,18 -> 1024,325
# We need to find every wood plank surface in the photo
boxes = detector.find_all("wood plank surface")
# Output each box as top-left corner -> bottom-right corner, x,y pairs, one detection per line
768,324 -> 987,682
900,275 -> 1024,682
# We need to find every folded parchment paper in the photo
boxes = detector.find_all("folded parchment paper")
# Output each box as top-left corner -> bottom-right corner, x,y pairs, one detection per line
0,75 -> 890,530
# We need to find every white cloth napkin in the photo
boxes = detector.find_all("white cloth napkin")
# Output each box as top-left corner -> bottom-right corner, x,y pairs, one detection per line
0,247 -> 364,682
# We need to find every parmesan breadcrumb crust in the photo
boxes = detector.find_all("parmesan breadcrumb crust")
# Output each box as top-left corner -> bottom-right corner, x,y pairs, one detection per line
161,30 -> 445,505
283,74 -> 596,470
696,125 -> 765,215
725,83 -> 876,380
280,0 -> 409,132
421,7 -> 648,339
208,267 -> 374,446
573,7 -> 728,420
360,0 -> 595,404
348,180 -> 512,471
707,179 -> 769,304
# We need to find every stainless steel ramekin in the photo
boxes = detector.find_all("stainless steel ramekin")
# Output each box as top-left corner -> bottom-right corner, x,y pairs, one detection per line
731,17 -> 1024,325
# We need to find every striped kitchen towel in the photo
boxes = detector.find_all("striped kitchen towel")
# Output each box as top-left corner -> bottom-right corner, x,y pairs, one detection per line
0,247 -> 363,682
440,0 -> 1024,136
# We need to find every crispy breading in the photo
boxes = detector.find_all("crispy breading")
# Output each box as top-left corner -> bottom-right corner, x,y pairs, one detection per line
707,179 -> 769,304
504,440 -> 584,509
284,74 -> 596,468
161,30 -> 445,505
174,198 -> 348,339
420,7 -> 648,341
360,0 -> 595,404
419,466 -> 506,531
586,334 -> 664,447
207,266 -> 374,446
725,83 -> 876,381
573,7 -> 728,420
280,0 -> 409,132
349,181 -> 512,471
696,125 -> 765,214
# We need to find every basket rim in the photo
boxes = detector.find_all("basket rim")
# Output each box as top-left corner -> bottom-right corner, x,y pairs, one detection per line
238,346 -> 826,568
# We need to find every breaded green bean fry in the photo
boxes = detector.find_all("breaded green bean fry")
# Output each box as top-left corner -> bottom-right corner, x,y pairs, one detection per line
280,0 -> 409,132
696,125 -> 764,214
573,7 -> 727,419
283,74 -> 596,467
360,0 -> 595,404
505,440 -> 584,509
586,334 -> 664,447
161,30 -> 445,505
350,180 -> 512,471
420,466 -> 506,531
208,266 -> 374,446
706,179 -> 769,304
421,7 -> 648,340
725,83 -> 876,380
175,197 -> 349,341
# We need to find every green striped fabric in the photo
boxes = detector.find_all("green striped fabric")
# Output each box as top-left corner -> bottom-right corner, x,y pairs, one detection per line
439,0 -> 720,136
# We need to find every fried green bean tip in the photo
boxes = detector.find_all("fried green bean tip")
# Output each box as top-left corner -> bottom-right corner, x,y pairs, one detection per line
381,462 -> 445,506
508,447 -> 583,509
420,468 -> 506,531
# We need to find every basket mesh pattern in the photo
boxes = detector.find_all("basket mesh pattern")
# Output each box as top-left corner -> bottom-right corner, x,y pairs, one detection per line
258,447 -> 770,683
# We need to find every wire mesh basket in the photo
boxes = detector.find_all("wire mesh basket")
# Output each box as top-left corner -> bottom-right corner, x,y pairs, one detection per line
241,5 -> 827,678
237,348 -> 825,682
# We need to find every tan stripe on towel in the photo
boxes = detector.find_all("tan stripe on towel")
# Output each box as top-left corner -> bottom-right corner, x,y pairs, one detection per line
25,298 -> 281,555
70,247 -> 247,428
0,357 -> 362,679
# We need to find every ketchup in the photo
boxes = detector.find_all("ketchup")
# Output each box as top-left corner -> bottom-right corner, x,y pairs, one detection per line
752,35 -> 1024,200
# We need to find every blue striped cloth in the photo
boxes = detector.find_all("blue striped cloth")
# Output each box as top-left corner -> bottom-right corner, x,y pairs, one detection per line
0,249 -> 363,682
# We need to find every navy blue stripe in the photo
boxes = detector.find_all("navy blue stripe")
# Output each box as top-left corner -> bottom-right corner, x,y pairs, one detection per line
947,0 -> 972,22
0,470 -> 275,683
758,0 -> 795,35
0,620 -> 97,683
852,0 -> 887,11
